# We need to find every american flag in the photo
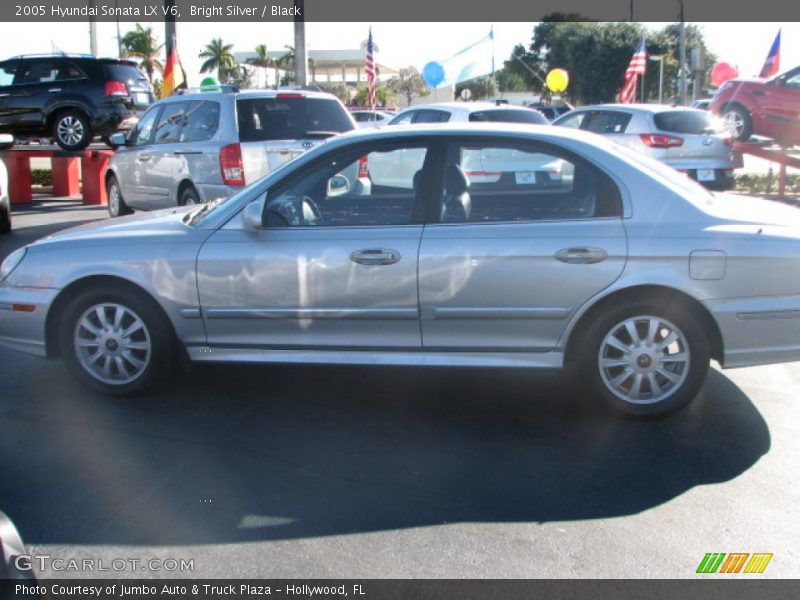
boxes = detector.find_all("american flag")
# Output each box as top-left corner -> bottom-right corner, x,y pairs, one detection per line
365,28 -> 377,110
619,38 -> 646,104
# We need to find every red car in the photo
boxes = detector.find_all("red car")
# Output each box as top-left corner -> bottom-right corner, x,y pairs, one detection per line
710,65 -> 800,145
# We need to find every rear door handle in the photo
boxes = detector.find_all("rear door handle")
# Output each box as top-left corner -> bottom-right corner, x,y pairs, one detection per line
0,93 -> 9,98
555,247 -> 608,264
48,88 -> 62,93
173,150 -> 202,155
350,248 -> 401,266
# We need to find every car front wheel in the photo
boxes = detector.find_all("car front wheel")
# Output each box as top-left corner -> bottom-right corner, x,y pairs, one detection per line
58,287 -> 175,395
107,174 -> 132,217
579,300 -> 710,417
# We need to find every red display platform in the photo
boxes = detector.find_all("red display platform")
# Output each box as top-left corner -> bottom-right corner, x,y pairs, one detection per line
733,142 -> 800,198
0,147 -> 114,206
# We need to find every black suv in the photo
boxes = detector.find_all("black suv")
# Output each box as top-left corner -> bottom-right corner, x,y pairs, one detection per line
0,54 -> 152,150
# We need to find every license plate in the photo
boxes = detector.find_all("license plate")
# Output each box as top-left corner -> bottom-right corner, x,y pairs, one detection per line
515,171 -> 536,184
697,169 -> 716,182
134,92 -> 150,105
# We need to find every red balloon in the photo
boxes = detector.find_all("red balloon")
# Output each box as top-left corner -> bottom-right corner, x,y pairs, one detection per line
711,62 -> 739,88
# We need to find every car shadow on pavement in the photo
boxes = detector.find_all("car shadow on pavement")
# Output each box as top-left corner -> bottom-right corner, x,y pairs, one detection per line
0,359 -> 771,546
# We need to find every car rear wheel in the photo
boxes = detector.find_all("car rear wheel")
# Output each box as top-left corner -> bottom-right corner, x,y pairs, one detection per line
579,300 -> 710,418
722,105 -> 752,142
178,185 -> 200,207
58,287 -> 175,395
106,174 -> 132,217
52,110 -> 93,151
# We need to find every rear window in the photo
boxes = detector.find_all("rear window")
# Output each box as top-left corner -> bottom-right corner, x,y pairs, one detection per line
654,110 -> 720,135
103,63 -> 148,84
236,97 -> 354,142
583,111 -> 632,134
469,109 -> 548,125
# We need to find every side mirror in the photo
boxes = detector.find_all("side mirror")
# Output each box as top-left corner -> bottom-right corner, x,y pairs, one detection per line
0,133 -> 14,151
108,132 -> 127,148
242,196 -> 265,231
327,174 -> 351,197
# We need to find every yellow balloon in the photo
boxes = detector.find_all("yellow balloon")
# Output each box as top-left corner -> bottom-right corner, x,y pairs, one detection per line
546,68 -> 569,93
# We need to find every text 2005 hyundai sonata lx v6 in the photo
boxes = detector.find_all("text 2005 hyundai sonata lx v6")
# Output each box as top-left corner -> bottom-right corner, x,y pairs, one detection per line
2,124 -> 800,417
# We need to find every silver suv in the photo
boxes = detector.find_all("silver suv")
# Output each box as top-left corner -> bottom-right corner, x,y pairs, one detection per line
105,87 -> 355,216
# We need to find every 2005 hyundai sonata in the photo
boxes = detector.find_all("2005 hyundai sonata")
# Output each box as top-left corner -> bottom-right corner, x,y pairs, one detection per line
2,123 -> 800,417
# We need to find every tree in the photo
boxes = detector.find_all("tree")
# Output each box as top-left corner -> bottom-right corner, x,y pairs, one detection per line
199,38 -> 236,83
121,24 -> 163,82
246,44 -> 272,88
354,84 -> 396,107
455,76 -> 499,101
317,83 -> 351,103
387,67 -> 430,105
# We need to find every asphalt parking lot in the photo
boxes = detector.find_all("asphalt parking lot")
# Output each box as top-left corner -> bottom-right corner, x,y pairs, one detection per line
0,198 -> 799,578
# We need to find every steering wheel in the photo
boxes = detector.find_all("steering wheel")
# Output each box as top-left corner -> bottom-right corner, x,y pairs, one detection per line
301,196 -> 323,226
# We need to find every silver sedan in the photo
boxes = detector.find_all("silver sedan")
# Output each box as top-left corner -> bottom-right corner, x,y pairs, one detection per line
1,123 -> 799,417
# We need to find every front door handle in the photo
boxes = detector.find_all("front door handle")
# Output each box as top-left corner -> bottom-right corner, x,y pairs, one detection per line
555,247 -> 608,264
0,93 -> 9,98
752,89 -> 766,97
48,88 -> 62,93
350,248 -> 401,266
137,154 -> 152,162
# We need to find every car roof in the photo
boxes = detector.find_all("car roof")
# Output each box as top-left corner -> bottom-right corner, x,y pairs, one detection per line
569,103 -> 706,115
158,88 -> 342,102
396,102 -> 536,114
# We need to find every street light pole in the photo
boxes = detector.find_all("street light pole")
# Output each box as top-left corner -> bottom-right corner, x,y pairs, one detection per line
294,0 -> 308,86
678,0 -> 687,105
649,55 -> 664,104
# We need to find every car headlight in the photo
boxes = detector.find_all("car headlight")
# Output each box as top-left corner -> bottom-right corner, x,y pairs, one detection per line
0,247 -> 27,283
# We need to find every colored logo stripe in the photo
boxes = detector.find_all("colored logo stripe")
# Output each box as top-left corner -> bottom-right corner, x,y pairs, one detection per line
697,553 -> 726,573
744,553 -> 773,574
719,553 -> 749,573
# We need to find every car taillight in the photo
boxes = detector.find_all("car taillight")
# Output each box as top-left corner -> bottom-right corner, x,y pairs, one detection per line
358,155 -> 370,179
105,81 -> 128,96
219,143 -> 245,186
639,133 -> 684,148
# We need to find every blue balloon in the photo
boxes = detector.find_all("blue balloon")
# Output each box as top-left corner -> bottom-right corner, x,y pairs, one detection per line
422,61 -> 445,88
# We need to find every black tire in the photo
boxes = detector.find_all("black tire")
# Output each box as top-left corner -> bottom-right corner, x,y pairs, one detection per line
578,298 -> 710,418
52,110 -> 93,151
0,205 -> 10,234
722,104 -> 752,142
58,286 -> 176,395
178,185 -> 200,207
106,174 -> 132,217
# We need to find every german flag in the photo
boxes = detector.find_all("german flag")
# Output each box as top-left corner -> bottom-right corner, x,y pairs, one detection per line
162,34 -> 187,98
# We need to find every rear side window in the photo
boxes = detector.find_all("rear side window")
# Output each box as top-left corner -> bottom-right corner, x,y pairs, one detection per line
469,109 -> 548,125
15,60 -> 60,84
180,100 -> 220,142
413,109 -> 450,123
236,97 -> 354,142
103,63 -> 148,85
583,111 -> 632,134
654,110 -> 719,134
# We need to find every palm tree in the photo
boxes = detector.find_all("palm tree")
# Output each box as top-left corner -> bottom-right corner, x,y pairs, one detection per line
246,44 -> 272,88
199,38 -> 236,83
121,24 -> 164,82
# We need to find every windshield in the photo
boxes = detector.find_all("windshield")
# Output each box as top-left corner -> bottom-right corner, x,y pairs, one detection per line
653,110 -> 724,135
236,97 -> 355,142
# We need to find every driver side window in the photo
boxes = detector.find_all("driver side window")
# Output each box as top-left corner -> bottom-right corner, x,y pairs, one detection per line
129,106 -> 160,146
266,144 -> 429,227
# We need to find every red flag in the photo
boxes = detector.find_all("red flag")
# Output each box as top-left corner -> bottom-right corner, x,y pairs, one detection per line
759,29 -> 781,78
619,38 -> 646,104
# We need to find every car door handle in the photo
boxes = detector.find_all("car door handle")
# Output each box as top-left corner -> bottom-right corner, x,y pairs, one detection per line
137,154 -> 152,162
555,247 -> 608,264
48,88 -> 62,93
173,150 -> 202,155
350,248 -> 401,265
0,93 -> 9,98
752,89 -> 766,97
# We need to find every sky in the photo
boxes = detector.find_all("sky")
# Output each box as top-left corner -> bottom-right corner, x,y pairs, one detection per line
0,21 -> 796,85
